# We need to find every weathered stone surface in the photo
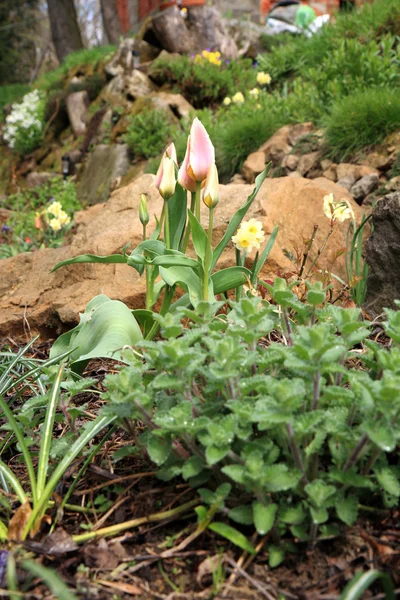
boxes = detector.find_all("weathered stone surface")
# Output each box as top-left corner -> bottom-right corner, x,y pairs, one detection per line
150,92 -> 194,120
364,191 -> 400,316
259,126 -> 292,165
242,151 -> 266,183
76,144 -> 130,205
361,151 -> 395,172
297,152 -> 321,176
337,175 -> 356,192
105,70 -> 158,101
350,173 -> 379,203
386,176 -> 400,192
336,163 -> 379,182
66,91 -> 89,137
26,172 -> 55,189
282,154 -> 299,171
186,6 -> 238,59
151,6 -> 195,54
322,165 -> 337,182
105,38 -> 160,78
0,175 -> 365,339
287,122 -> 316,147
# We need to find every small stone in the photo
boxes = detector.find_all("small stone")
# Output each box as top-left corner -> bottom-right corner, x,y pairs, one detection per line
336,163 -> 379,181
282,154 -> 299,171
26,172 -> 55,189
350,174 -> 379,202
323,165 -> 337,182
259,125 -> 292,166
386,176 -> 400,192
361,151 -> 394,172
337,175 -> 356,192
66,91 -> 89,137
287,171 -> 302,178
321,159 -> 333,171
297,151 -> 321,176
242,151 -> 266,184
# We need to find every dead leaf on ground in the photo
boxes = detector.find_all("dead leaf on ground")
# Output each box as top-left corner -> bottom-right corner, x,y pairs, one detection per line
24,528 -> 78,555
8,501 -> 32,541
197,554 -> 227,585
95,578 -> 142,595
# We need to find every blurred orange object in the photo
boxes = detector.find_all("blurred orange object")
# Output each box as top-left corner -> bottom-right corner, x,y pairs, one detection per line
260,0 -> 272,23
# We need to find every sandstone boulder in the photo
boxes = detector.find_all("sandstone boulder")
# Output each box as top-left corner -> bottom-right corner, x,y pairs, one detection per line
0,175 -> 366,339
259,126 -> 292,166
364,191 -> 400,316
297,151 -> 321,176
336,163 -> 379,182
242,151 -> 266,184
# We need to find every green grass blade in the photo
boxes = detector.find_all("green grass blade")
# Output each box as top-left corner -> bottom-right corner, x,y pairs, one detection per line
0,397 -> 37,504
22,560 -> 79,600
252,225 -> 278,284
0,338 -> 38,394
22,414 -> 117,540
36,364 -> 64,500
340,569 -> 395,600
6,553 -> 20,600
0,460 -> 27,504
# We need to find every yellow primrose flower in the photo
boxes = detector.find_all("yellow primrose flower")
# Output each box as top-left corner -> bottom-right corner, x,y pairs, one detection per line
223,97 -> 231,106
49,217 -> 62,232
257,72 -> 271,85
58,210 -> 71,226
249,88 -> 260,97
232,92 -> 245,104
47,201 -> 63,217
323,193 -> 354,222
240,218 -> 265,244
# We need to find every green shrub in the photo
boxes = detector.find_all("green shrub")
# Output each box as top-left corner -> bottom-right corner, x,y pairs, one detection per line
123,109 -> 175,158
324,88 -> 400,160
149,54 -> 256,109
103,292 -> 400,562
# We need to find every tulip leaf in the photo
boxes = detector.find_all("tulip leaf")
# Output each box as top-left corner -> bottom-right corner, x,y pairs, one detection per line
252,225 -> 278,283
187,210 -> 207,263
50,295 -> 142,373
159,265 -> 213,307
211,164 -> 271,271
212,266 -> 251,294
51,253 -> 128,272
168,184 -> 188,250
152,255 -> 200,269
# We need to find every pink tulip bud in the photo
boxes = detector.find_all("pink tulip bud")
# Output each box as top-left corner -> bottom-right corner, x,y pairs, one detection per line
187,117 -> 215,182
202,163 -> 220,209
155,143 -> 178,189
178,136 -> 196,193
158,156 -> 176,200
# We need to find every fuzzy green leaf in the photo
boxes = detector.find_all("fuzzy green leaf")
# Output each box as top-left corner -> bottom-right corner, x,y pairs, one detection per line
253,502 -> 277,535
209,522 -> 256,554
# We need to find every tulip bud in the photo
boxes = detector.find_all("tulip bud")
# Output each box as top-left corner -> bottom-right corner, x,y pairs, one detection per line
187,117 -> 215,182
139,194 -> 149,226
178,136 -> 196,192
155,143 -> 178,189
202,163 -> 220,209
158,156 -> 176,200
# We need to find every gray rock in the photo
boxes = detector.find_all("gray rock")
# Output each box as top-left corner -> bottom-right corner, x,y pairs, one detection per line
77,144 -> 130,206
350,174 -> 379,202
337,175 -> 356,192
66,91 -> 89,137
26,172 -> 56,189
364,191 -> 400,316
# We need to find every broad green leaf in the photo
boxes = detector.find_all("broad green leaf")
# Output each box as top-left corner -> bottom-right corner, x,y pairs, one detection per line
364,424 -> 396,452
268,544 -> 285,568
335,495 -> 358,526
51,253 -> 128,272
205,445 -> 229,465
253,502 -> 277,535
169,184 -> 188,250
221,464 -> 246,484
212,164 -> 271,270
305,480 -> 337,508
188,210 -> 208,263
375,467 -> 400,497
182,456 -> 205,480
50,295 -> 142,373
131,309 -> 155,338
339,570 -> 395,600
228,505 -> 253,525
211,266 -> 252,294
209,522 -> 256,554
152,255 -> 200,269
159,265 -> 213,307
147,436 -> 171,466
310,506 -> 328,524
280,504 -> 306,525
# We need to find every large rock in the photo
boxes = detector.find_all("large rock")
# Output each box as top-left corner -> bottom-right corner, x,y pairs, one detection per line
336,163 -> 379,182
364,192 -> 400,316
0,175 -> 365,339
104,70 -> 158,101
66,91 -> 89,137
105,39 -> 160,78
76,144 -> 130,205
350,173 -> 379,203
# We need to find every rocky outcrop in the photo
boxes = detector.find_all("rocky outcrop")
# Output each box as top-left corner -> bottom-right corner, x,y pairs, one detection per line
0,175 -> 365,339
66,91 -> 89,137
364,191 -> 400,316
76,144 -> 130,205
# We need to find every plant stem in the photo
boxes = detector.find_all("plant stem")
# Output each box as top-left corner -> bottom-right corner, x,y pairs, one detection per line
312,371 -> 320,410
181,191 -> 195,253
145,264 -> 153,310
195,181 -> 201,222
164,200 -> 170,249
145,285 -> 175,340
72,499 -> 198,543
286,424 -> 308,485
343,432 -> 369,472
304,227 -> 333,279
203,207 -> 214,301
299,225 -> 318,278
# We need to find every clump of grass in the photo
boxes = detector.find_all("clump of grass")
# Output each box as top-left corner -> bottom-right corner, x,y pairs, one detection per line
123,109 -> 175,159
324,88 -> 400,161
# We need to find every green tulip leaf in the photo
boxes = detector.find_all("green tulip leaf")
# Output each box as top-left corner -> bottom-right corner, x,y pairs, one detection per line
51,253 -> 128,272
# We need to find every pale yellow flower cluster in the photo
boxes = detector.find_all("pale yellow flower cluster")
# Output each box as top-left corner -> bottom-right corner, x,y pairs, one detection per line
46,200 -> 71,232
194,50 -> 222,66
323,193 -> 355,223
257,71 -> 272,85
232,218 -> 265,253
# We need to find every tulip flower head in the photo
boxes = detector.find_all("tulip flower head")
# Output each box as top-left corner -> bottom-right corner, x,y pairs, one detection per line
158,156 -> 176,200
178,136 -> 197,192
139,193 -> 149,226
187,118 -> 215,182
203,163 -> 220,209
155,143 -> 177,189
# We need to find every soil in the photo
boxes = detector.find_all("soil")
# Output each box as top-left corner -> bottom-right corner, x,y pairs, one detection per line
1,340 -> 399,600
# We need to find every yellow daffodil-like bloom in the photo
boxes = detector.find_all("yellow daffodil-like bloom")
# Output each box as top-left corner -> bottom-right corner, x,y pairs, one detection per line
232,91 -> 245,104
47,201 -> 63,218
58,210 -> 71,227
49,218 -> 62,232
257,104 -> 262,109
323,193 -> 354,222
232,219 -> 265,253
223,97 -> 231,106
257,72 -> 272,85
249,87 -> 260,97
194,50 -> 222,66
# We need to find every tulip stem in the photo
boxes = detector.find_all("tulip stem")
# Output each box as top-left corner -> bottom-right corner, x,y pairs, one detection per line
195,181 -> 201,223
182,191 -> 196,253
164,201 -> 170,250
203,208 -> 214,302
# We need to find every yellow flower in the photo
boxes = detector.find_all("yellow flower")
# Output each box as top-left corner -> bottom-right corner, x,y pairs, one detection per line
232,92 -> 245,104
47,201 -> 63,218
232,219 -> 265,253
256,103 -> 262,109
49,218 -> 62,232
240,218 -> 265,244
323,193 -> 354,222
249,87 -> 260,97
223,97 -> 231,106
257,72 -> 271,85
58,210 -> 71,226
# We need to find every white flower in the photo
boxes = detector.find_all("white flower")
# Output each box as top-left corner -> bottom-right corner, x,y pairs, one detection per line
232,92 -> 245,104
